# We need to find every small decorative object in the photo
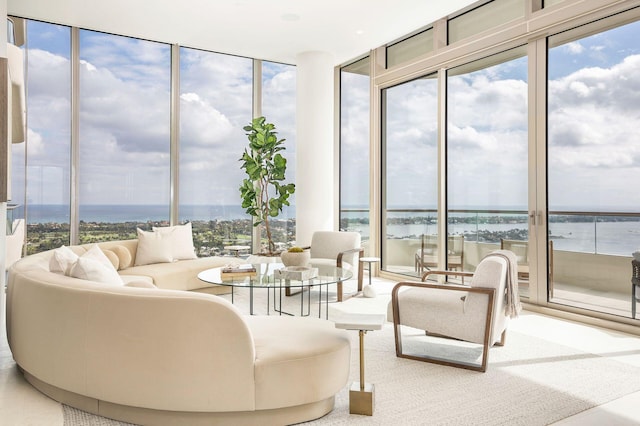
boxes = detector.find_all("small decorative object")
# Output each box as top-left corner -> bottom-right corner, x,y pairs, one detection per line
274,266 -> 318,281
280,246 -> 310,267
363,285 -> 377,298
221,264 -> 257,277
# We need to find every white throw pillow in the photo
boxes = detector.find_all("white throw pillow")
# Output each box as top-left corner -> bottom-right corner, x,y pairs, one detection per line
50,246 -> 79,275
82,244 -> 116,269
69,256 -> 124,285
135,228 -> 174,266
152,222 -> 197,260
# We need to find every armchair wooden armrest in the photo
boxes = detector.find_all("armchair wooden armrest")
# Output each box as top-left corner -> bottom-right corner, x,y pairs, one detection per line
421,270 -> 474,282
336,247 -> 364,301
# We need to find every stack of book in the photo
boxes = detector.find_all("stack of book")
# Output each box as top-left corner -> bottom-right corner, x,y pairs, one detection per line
221,264 -> 257,277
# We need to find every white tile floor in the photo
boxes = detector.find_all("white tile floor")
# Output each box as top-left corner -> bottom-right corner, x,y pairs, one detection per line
2,277 -> 640,426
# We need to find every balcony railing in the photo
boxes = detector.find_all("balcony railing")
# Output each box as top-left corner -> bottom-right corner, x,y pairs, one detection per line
341,208 -> 640,257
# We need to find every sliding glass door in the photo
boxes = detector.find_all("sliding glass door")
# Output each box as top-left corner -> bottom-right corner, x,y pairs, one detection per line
547,19 -> 640,318
382,74 -> 438,277
447,48 -> 529,292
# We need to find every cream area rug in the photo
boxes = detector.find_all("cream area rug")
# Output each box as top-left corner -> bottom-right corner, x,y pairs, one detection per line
63,282 -> 640,426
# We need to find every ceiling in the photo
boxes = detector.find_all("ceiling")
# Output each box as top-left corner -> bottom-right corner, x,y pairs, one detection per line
8,0 -> 479,65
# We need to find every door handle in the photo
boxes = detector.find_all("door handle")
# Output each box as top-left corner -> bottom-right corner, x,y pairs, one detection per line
529,210 -> 543,226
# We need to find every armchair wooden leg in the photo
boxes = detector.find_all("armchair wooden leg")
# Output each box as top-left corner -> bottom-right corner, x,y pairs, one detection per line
496,330 -> 507,347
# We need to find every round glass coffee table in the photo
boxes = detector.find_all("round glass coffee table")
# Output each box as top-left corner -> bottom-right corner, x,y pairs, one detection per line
198,262 -> 353,318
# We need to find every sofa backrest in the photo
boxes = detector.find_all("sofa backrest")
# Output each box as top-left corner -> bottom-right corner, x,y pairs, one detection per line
82,239 -> 139,270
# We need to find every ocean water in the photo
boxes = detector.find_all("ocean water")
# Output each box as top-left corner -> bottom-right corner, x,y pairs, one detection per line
26,204 -> 257,224
343,212 -> 640,257
367,221 -> 640,256
22,204 -> 640,256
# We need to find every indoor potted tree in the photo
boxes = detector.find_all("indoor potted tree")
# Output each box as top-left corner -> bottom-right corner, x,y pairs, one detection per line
239,116 -> 295,256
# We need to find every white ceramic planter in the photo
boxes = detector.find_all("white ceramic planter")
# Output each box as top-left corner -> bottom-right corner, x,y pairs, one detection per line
280,251 -> 311,267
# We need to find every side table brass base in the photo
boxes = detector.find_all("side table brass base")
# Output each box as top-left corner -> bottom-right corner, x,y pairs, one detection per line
349,382 -> 375,415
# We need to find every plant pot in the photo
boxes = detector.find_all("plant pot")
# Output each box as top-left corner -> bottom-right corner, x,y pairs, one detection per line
280,251 -> 310,267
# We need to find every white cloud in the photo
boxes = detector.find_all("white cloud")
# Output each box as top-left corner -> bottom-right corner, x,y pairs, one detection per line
26,129 -> 44,157
566,42 -> 585,54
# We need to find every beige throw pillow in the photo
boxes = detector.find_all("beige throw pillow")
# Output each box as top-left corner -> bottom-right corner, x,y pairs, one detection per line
111,245 -> 133,269
101,249 -> 120,270
135,228 -> 174,266
152,222 -> 197,260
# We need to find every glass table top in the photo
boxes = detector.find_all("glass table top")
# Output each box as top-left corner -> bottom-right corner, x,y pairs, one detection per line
197,262 -> 353,289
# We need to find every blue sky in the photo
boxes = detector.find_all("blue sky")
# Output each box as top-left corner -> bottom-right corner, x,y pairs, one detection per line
341,19 -> 640,212
17,17 -> 640,214
21,20 -> 296,211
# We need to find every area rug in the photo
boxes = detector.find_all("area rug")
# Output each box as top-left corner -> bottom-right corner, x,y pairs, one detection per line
63,285 -> 640,426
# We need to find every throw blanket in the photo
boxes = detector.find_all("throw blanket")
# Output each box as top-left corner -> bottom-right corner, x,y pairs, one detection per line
485,250 -> 521,319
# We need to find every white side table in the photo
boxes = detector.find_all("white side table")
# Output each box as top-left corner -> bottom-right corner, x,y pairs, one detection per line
334,313 -> 385,416
360,257 -> 380,287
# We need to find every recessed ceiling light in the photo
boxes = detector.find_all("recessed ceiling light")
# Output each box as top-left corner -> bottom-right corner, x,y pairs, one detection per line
281,13 -> 300,22
356,30 -> 365,35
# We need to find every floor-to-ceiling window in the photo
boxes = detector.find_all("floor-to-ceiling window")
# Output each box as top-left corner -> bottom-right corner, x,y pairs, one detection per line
339,56 -> 371,253
19,18 -> 296,256
78,30 -> 171,243
339,1 -> 640,327
262,61 -> 297,249
382,74 -> 438,276
24,20 -> 72,254
178,48 -> 252,256
447,47 -> 528,292
547,18 -> 640,318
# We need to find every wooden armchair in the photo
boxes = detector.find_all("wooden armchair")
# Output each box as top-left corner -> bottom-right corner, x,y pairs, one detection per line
389,251 -> 519,372
287,231 -> 364,302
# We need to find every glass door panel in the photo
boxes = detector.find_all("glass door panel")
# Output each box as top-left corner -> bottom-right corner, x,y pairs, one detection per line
547,20 -> 640,318
340,57 -> 371,254
24,21 -> 72,254
79,30 -> 171,241
447,47 -> 528,291
382,74 -> 438,277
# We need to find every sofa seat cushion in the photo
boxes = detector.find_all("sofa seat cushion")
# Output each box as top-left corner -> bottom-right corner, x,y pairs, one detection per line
119,256 -> 241,291
120,275 -> 154,285
246,316 -> 350,410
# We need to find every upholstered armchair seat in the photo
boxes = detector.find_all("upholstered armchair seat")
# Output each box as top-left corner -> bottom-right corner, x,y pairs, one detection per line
390,285 -> 492,345
389,251 -> 519,372
303,231 -> 364,302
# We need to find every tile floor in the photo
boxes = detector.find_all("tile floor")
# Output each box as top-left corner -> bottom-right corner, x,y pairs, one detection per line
1,277 -> 640,426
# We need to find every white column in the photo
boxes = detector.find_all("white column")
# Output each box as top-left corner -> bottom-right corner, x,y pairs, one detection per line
295,51 -> 335,246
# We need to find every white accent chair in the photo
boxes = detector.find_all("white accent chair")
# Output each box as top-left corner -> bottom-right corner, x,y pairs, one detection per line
389,251 -> 518,372
301,231 -> 364,302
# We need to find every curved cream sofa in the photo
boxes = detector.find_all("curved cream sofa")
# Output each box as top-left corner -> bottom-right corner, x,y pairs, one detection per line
6,242 -> 351,425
